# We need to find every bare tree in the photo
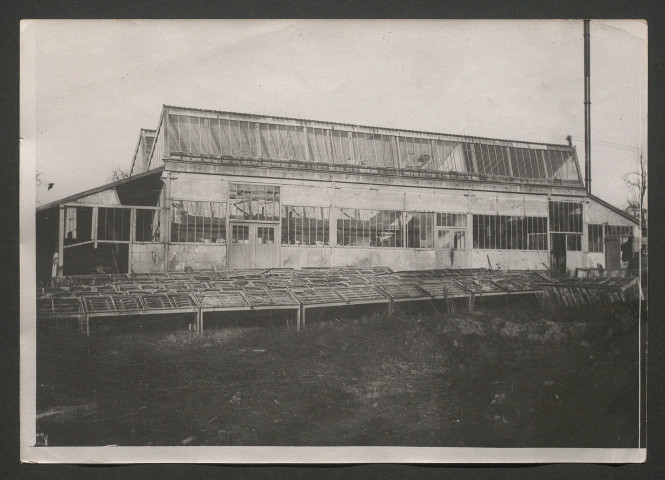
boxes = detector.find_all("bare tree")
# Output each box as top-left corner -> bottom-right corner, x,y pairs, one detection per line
107,167 -> 130,183
623,153 -> 647,234
36,171 -> 55,205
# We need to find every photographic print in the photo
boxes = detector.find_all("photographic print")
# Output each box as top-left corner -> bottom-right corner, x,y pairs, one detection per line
20,19 -> 647,463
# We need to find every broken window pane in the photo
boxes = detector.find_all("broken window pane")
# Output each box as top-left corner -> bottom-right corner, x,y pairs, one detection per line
336,208 -> 403,247
228,183 -> 280,221
281,205 -> 330,246
170,201 -> 226,243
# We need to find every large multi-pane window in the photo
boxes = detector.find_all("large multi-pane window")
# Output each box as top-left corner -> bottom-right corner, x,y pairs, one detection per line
337,209 -> 403,247
549,201 -> 583,252
549,201 -> 583,233
170,200 -> 226,243
228,183 -> 280,221
405,212 -> 434,248
281,206 -> 330,246
473,215 -> 548,250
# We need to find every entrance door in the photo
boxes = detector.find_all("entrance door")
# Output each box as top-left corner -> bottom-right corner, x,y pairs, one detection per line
228,223 -> 278,269
435,228 -> 467,269
255,225 -> 277,269
550,233 -> 567,277
605,238 -> 621,270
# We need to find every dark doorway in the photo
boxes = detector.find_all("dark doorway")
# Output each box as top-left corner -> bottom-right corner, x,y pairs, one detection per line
550,233 -> 567,277
605,237 -> 621,270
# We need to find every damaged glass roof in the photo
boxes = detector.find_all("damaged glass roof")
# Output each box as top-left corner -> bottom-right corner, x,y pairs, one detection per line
147,106 -> 583,187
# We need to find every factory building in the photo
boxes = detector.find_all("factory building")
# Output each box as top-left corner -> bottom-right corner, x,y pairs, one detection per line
35,105 -> 638,285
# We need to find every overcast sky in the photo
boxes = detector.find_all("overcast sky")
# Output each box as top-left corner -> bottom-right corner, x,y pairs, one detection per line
25,19 -> 647,208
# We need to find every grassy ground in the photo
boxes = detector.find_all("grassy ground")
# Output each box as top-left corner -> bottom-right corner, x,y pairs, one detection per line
36,298 -> 642,447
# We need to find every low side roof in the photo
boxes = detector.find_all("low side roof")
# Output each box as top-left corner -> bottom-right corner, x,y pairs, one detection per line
588,193 -> 639,226
36,167 -> 164,212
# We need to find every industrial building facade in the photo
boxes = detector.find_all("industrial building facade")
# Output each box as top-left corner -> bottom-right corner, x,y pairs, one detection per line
36,105 -> 638,284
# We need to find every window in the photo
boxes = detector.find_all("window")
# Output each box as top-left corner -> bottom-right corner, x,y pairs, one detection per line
549,201 -> 583,233
231,225 -> 249,244
405,212 -> 434,248
135,209 -> 161,243
548,201 -> 583,252
588,224 -> 604,253
281,206 -> 330,246
336,208 -> 403,247
604,225 -> 633,237
257,226 -> 275,245
567,234 -> 582,251
433,213 -> 467,250
437,213 -> 467,227
473,214 -> 547,250
170,201 -> 226,243
437,229 -> 466,249
97,208 -> 131,241
229,183 -> 280,221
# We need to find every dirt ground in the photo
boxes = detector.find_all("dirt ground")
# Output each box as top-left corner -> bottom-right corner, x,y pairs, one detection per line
36,298 -> 644,447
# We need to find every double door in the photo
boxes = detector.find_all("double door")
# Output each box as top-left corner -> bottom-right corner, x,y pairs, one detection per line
228,223 -> 278,269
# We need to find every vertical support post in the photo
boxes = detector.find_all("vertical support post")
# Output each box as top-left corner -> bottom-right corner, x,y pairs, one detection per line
128,207 -> 136,274
468,294 -> 475,312
295,307 -> 301,332
81,313 -> 90,336
57,206 -> 65,277
387,299 -> 394,317
298,305 -> 306,332
197,308 -> 203,333
163,173 -> 171,273
92,206 -> 98,249
255,122 -> 261,158
303,127 -> 310,163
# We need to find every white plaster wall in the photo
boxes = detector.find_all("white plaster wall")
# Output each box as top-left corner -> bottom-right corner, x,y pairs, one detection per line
404,190 -> 468,213
170,172 -> 227,202
168,243 -> 227,271
334,186 -> 405,210
131,243 -> 165,273
331,247 -> 436,271
282,184 -> 333,207
467,250 -> 549,270
281,246 -> 333,268
585,252 -> 606,269
587,199 -> 636,227
470,194 -> 497,214
566,251 -> 586,273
